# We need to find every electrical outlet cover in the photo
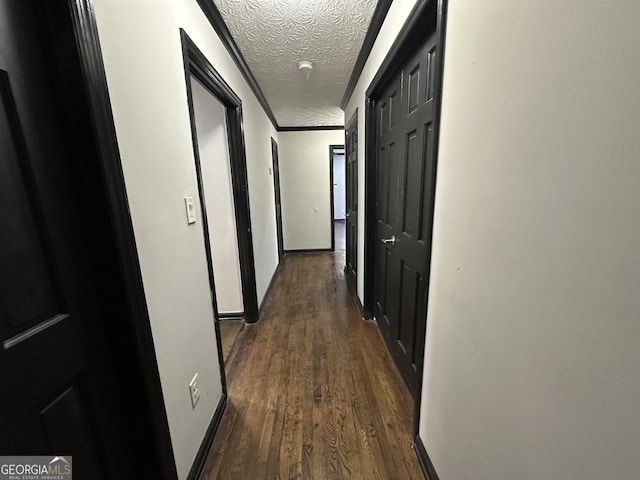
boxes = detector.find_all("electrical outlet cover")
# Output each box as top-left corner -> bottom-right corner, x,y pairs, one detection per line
188,373 -> 200,409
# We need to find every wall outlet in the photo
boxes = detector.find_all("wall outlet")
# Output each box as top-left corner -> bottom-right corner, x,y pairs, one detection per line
188,373 -> 200,409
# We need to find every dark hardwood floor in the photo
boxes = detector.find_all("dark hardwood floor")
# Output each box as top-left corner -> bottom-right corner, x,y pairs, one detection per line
202,250 -> 422,479
335,220 -> 346,252
219,320 -> 245,363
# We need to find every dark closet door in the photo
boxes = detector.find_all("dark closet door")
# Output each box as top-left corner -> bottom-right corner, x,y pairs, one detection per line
345,112 -> 358,286
0,0 -> 140,476
373,31 -> 438,397
271,138 -> 284,261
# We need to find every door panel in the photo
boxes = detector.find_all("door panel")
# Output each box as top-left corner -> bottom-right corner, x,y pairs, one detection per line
345,112 -> 358,285
0,80 -> 61,333
373,31 -> 438,397
39,384 -> 104,473
0,0 -> 139,476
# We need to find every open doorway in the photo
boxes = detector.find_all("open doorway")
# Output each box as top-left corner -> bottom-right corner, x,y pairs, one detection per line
182,31 -> 259,378
189,76 -> 245,364
190,76 -> 244,321
330,145 -> 346,253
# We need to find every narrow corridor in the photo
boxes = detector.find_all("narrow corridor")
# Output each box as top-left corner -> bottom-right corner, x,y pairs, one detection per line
201,249 -> 423,479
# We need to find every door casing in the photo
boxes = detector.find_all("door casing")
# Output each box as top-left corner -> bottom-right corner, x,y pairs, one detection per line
181,30 -> 260,326
345,109 -> 359,291
271,137 -> 284,262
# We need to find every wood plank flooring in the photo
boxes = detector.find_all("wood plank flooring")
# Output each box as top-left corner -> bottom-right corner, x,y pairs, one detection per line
219,320 -> 244,362
202,251 -> 422,479
335,220 -> 346,252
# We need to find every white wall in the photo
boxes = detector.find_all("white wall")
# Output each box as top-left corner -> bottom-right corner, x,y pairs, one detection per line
91,0 -> 279,477
278,130 -> 344,250
345,0 -> 640,478
419,1 -> 640,480
344,0 -> 422,300
191,76 -> 243,315
333,151 -> 345,220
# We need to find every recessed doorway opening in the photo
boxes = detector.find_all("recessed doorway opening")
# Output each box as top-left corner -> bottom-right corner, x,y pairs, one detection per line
190,76 -> 244,321
181,30 -> 260,389
330,145 -> 346,254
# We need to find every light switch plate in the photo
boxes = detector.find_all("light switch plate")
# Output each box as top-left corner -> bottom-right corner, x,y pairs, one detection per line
184,197 -> 196,224
188,373 -> 200,409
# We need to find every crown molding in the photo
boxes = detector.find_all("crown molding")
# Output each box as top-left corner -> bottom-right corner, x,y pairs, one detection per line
340,0 -> 394,110
194,0 -> 279,130
278,125 -> 344,132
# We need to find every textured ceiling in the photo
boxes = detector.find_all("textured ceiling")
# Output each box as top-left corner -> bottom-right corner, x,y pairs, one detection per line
213,0 -> 377,127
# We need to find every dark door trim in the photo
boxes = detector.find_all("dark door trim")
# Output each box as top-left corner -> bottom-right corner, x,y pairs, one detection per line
362,0 -> 448,452
271,137 -> 284,261
65,0 -> 177,477
329,144 -> 345,252
345,109 -> 359,291
181,29 -> 260,325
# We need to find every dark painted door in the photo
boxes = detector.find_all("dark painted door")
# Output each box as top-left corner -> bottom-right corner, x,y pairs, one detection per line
271,138 -> 284,261
0,0 -> 140,476
345,112 -> 358,286
373,31 -> 438,397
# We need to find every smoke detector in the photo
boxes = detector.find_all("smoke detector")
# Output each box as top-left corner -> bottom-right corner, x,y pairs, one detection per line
297,60 -> 314,72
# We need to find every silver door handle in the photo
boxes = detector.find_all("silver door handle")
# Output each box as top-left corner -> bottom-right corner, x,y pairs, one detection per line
345,213 -> 350,217
381,235 -> 396,246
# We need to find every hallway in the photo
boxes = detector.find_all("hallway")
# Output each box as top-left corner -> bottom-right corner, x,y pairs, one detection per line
201,250 -> 422,479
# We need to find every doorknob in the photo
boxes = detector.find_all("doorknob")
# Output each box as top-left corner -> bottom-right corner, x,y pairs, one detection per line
381,235 -> 396,246
345,213 -> 350,217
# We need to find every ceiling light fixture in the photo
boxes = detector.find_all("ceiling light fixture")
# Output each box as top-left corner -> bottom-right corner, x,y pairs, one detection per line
298,60 -> 314,79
